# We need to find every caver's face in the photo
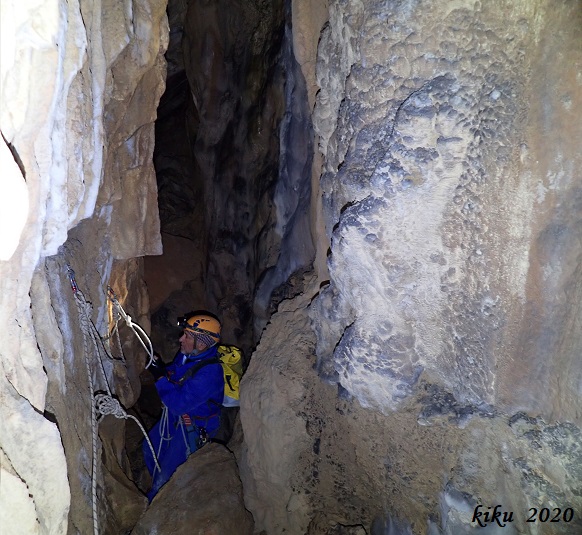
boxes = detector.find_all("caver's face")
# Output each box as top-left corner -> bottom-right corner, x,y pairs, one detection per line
179,331 -> 196,354
179,330 -> 208,355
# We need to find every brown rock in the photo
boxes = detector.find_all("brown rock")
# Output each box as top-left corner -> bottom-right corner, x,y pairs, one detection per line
133,443 -> 254,535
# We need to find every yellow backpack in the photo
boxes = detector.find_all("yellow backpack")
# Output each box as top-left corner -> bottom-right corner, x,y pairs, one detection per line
217,345 -> 244,401
177,344 -> 244,403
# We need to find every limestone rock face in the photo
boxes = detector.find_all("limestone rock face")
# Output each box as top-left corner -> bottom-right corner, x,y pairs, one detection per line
311,0 -> 582,419
0,0 -> 167,533
291,0 -> 330,111
241,291 -> 582,535
240,0 -> 582,533
132,443 -> 254,535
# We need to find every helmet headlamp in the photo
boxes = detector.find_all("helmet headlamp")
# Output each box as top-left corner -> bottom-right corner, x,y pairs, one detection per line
176,313 -> 221,346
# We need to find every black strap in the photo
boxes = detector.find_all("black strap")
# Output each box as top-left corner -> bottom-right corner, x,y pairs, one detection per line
177,356 -> 221,385
225,374 -> 234,392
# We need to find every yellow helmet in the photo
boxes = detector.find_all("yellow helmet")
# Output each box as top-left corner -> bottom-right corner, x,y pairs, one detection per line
180,314 -> 221,346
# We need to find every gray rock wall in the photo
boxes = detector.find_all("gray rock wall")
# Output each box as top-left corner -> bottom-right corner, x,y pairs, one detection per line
240,0 -> 582,533
148,0 -> 316,356
311,0 -> 582,419
186,0 -> 289,344
132,443 -> 254,534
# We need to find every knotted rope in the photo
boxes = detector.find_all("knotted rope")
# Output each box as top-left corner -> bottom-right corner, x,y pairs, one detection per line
94,394 -> 160,471
66,264 -> 160,535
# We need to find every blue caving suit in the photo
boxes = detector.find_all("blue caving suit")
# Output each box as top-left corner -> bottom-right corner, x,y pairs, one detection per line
143,346 -> 224,500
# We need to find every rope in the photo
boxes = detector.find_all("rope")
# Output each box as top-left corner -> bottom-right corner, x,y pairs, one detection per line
94,394 -> 161,472
65,264 -> 161,534
178,415 -> 191,457
152,404 -> 173,481
107,287 -> 155,368
101,305 -> 125,362
110,306 -> 125,361
68,267 -> 100,535
101,302 -> 120,341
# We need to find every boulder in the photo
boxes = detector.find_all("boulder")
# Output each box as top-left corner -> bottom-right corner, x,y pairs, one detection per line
132,443 -> 254,535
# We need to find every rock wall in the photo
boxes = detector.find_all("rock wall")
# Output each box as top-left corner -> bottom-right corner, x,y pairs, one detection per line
147,0 -> 316,358
3,0 -> 580,533
311,0 -> 582,420
240,0 -> 582,533
0,0 -> 168,533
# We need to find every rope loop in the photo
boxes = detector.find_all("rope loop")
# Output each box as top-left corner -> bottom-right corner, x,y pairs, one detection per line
66,264 -> 161,527
107,287 -> 155,368
95,393 -> 128,420
94,393 -> 161,472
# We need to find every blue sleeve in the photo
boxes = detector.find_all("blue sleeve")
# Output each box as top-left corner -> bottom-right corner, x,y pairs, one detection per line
156,364 -> 223,416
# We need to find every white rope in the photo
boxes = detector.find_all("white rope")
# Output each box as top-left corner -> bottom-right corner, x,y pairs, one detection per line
152,404 -> 172,481
66,264 -> 161,534
94,394 -> 161,472
70,281 -> 100,535
107,287 -> 155,368
101,306 -> 125,363
178,416 -> 191,456
111,306 -> 125,362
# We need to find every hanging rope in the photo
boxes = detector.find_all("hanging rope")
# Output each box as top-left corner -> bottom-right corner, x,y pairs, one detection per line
152,404 -> 173,481
107,286 -> 155,368
100,305 -> 125,362
109,304 -> 125,362
65,264 -> 161,535
178,415 -> 191,457
67,264 -> 101,535
95,394 -> 160,471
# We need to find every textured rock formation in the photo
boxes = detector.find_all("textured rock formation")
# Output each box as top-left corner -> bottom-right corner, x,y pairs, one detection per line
132,443 -> 254,534
240,0 -> 582,533
3,0 -> 581,534
312,0 -> 582,420
147,0 -> 315,358
0,0 -> 167,533
242,296 -> 582,534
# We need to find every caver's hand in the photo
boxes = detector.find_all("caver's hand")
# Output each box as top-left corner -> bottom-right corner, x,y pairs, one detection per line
149,352 -> 167,380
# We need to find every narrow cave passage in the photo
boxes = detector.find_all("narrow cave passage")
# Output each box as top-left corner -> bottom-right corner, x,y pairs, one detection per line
143,0 -> 315,363
3,0 -> 581,533
126,0 -> 318,511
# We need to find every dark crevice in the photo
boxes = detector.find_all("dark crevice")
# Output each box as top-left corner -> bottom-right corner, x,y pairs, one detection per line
147,0 -> 314,359
43,410 -> 59,424
1,131 -> 26,180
